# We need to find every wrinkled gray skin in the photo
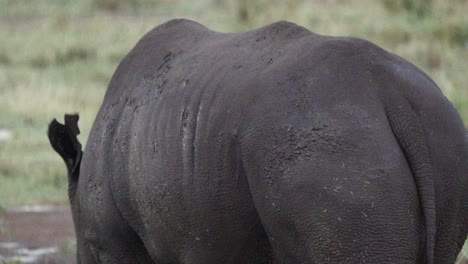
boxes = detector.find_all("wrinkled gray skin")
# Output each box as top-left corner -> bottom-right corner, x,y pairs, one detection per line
48,19 -> 467,263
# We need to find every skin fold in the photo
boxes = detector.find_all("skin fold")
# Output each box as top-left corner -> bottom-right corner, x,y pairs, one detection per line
48,19 -> 467,264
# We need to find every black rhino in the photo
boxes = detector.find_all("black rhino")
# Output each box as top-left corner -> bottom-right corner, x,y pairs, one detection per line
48,19 -> 467,264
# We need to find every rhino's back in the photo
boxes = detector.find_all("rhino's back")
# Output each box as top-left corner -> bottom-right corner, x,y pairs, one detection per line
80,19 -> 335,262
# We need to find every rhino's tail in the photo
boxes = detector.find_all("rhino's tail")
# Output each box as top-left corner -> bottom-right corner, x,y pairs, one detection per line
48,114 -> 83,197
386,101 -> 435,264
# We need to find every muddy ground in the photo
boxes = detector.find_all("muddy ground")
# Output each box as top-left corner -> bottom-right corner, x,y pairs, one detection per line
0,205 -> 76,264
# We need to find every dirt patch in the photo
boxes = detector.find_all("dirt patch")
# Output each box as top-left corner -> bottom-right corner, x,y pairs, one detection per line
0,205 -> 76,264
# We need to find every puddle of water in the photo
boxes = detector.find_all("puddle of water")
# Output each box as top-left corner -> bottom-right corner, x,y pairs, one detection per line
17,246 -> 58,256
0,129 -> 12,142
0,244 -> 58,264
8,205 -> 64,214
0,242 -> 19,249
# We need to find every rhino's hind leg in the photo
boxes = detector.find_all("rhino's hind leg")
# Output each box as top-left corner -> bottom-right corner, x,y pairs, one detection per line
240,118 -> 423,263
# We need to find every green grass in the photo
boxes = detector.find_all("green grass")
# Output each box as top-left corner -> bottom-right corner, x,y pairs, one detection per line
0,0 -> 466,258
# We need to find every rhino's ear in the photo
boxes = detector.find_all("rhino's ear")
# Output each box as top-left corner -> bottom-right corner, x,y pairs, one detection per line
48,114 -> 83,196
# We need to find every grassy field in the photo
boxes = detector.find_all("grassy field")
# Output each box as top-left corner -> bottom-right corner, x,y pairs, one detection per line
0,0 -> 466,260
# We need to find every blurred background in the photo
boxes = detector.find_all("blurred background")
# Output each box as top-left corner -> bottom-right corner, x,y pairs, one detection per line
0,0 -> 466,263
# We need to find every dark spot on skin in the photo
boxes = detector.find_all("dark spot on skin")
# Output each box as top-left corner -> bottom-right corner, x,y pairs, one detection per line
256,36 -> 267,42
